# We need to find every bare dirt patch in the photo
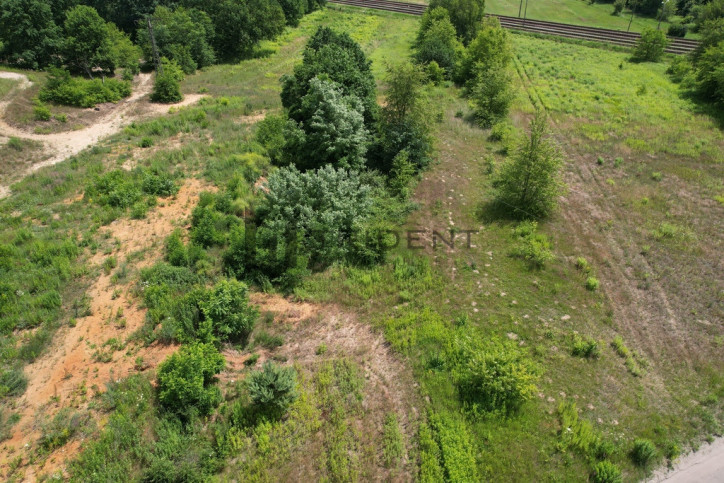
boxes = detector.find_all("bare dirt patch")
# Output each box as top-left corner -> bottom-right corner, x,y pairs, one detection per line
0,178 -> 212,480
0,71 -> 207,198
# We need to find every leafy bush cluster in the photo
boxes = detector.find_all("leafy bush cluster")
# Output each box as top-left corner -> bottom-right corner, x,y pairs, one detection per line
557,402 -> 621,477
151,58 -> 185,104
157,342 -> 225,417
509,221 -> 554,269
84,166 -> 178,212
633,28 -> 669,62
448,336 -> 540,416
139,263 -> 258,345
418,413 -> 479,481
39,68 -> 131,108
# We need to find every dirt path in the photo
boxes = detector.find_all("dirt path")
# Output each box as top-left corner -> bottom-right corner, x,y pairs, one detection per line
0,178 -> 211,479
649,438 -> 724,482
0,71 -> 205,199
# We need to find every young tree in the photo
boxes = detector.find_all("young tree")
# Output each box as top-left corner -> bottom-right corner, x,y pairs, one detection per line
414,7 -> 462,76
283,77 -> 369,171
157,342 -> 225,417
695,41 -> 724,104
632,28 -> 668,62
0,0 -> 61,69
63,5 -> 114,78
428,0 -> 486,43
471,61 -> 515,128
247,361 -> 299,419
277,0 -> 306,26
281,27 -> 378,130
137,6 -> 215,75
494,110 -> 564,219
107,23 -> 142,79
374,62 -> 433,172
457,17 -> 512,87
201,279 -> 258,344
151,58 -> 184,103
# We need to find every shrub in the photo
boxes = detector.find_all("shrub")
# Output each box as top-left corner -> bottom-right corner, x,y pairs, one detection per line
429,0 -> 486,43
509,221 -> 554,269
165,230 -> 188,267
613,0 -> 625,15
39,69 -> 132,107
425,60 -> 445,84
457,17 -> 512,86
201,279 -> 258,344
470,62 -> 515,128
572,335 -> 601,359
151,58 -> 184,104
33,103 -> 52,121
448,336 -> 539,415
631,438 -> 657,467
139,137 -> 153,148
282,77 -> 369,171
666,56 -> 693,83
414,8 -> 461,75
633,28 -> 668,62
667,22 -> 688,37
156,342 -> 225,417
494,110 -> 563,218
585,277 -> 600,291
592,461 -> 623,483
255,114 -> 287,164
575,256 -> 591,273
247,361 -> 299,418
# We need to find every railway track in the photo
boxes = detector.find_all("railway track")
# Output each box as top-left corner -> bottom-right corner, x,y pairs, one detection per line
328,0 -> 699,54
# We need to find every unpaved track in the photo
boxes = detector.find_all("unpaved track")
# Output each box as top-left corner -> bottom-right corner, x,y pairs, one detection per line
0,71 -> 204,199
649,438 -> 724,482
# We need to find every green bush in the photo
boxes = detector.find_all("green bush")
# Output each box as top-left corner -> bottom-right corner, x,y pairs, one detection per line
448,336 -> 540,415
429,0 -> 485,43
470,62 -> 515,128
255,114 -> 287,164
572,334 -> 601,359
165,230 -> 188,267
39,69 -> 132,108
633,28 -> 668,62
667,22 -> 688,37
139,137 -> 154,148
254,331 -> 284,349
282,77 -> 369,171
509,221 -> 554,269
33,102 -> 52,121
457,17 -> 512,86
414,8 -> 462,76
613,0 -> 625,15
247,361 -> 299,418
151,58 -> 184,104
201,279 -> 258,344
157,342 -> 225,417
585,276 -> 600,291
592,461 -> 623,483
631,438 -> 657,467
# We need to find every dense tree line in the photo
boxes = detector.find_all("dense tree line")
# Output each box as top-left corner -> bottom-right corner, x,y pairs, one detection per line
0,0 -> 325,70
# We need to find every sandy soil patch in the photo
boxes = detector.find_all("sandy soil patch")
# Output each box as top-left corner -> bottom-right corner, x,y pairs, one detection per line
0,178 -> 211,480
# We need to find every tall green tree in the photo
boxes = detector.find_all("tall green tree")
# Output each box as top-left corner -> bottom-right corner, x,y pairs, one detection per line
414,7 -> 462,76
457,17 -> 512,86
283,77 -> 369,171
471,61 -> 515,128
0,0 -> 61,69
281,27 -> 378,130
494,110 -> 564,218
63,5 -> 114,78
428,0 -> 486,43
137,6 -> 215,74
373,62 -> 433,172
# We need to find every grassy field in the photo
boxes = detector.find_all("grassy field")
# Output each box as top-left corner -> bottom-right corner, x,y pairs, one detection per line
0,5 -> 721,482
396,0 -> 689,35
